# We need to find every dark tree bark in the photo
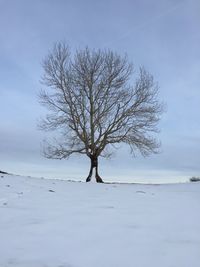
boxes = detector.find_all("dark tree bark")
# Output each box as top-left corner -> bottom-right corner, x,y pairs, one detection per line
94,157 -> 103,183
86,155 -> 104,183
86,160 -> 93,182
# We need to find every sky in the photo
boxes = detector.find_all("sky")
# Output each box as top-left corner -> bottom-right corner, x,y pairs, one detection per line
0,0 -> 200,183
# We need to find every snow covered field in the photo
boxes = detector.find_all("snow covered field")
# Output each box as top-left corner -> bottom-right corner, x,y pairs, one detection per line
0,174 -> 200,267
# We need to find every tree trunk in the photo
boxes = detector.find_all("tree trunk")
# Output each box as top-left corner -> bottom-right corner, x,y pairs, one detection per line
86,161 -> 93,182
86,156 -> 104,183
95,157 -> 104,183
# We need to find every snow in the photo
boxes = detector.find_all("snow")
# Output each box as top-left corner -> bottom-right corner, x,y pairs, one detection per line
0,174 -> 200,267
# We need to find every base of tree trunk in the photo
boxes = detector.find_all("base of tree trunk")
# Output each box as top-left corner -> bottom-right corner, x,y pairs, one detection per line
86,157 -> 104,183
86,177 -> 104,183
96,175 -> 104,183
86,177 -> 92,182
96,179 -> 104,183
86,166 -> 93,182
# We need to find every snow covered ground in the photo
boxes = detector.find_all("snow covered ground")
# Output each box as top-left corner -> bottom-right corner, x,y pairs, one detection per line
0,174 -> 200,267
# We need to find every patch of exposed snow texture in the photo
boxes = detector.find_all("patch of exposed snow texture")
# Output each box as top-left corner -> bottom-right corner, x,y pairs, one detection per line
0,174 -> 200,267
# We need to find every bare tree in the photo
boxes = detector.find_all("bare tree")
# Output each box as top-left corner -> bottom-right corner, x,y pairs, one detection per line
39,43 -> 163,183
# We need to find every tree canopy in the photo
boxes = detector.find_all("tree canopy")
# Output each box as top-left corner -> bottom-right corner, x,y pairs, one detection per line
39,43 -> 163,182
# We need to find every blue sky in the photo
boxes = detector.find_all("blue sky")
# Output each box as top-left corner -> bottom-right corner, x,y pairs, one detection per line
0,0 -> 199,182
